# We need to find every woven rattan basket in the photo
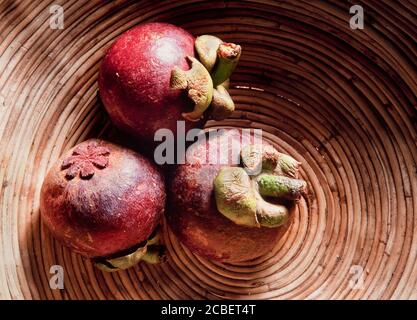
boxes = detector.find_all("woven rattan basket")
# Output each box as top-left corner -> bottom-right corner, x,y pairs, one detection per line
0,0 -> 416,300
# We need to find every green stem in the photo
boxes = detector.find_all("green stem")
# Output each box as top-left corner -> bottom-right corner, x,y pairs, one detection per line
257,175 -> 307,200
211,43 -> 242,87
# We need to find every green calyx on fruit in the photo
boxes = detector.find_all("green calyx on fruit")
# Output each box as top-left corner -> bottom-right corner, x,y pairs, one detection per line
171,34 -> 242,121
214,167 -> 290,228
214,144 -> 307,228
214,167 -> 259,227
170,56 -> 213,122
210,85 -> 235,121
94,226 -> 166,272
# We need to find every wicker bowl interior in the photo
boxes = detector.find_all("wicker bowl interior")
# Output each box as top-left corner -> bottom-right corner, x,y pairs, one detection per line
0,0 -> 416,299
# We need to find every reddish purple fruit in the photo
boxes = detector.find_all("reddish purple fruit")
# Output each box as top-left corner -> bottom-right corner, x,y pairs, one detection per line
98,23 -> 197,144
99,22 -> 242,146
40,139 -> 166,270
167,129 -> 306,263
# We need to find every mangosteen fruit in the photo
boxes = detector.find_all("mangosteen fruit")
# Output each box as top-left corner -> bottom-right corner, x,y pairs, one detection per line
40,139 -> 166,271
167,129 -> 307,263
98,22 -> 241,146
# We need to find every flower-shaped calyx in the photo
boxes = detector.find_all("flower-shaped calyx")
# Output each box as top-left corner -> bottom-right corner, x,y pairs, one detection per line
214,144 -> 307,228
61,141 -> 110,180
170,34 -> 242,122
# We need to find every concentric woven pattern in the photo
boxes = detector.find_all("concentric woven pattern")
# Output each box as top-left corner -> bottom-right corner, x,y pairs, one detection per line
0,0 -> 416,299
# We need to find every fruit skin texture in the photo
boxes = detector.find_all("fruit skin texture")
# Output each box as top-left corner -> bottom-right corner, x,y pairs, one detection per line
167,130 -> 283,263
40,139 -> 165,258
99,22 -> 201,145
